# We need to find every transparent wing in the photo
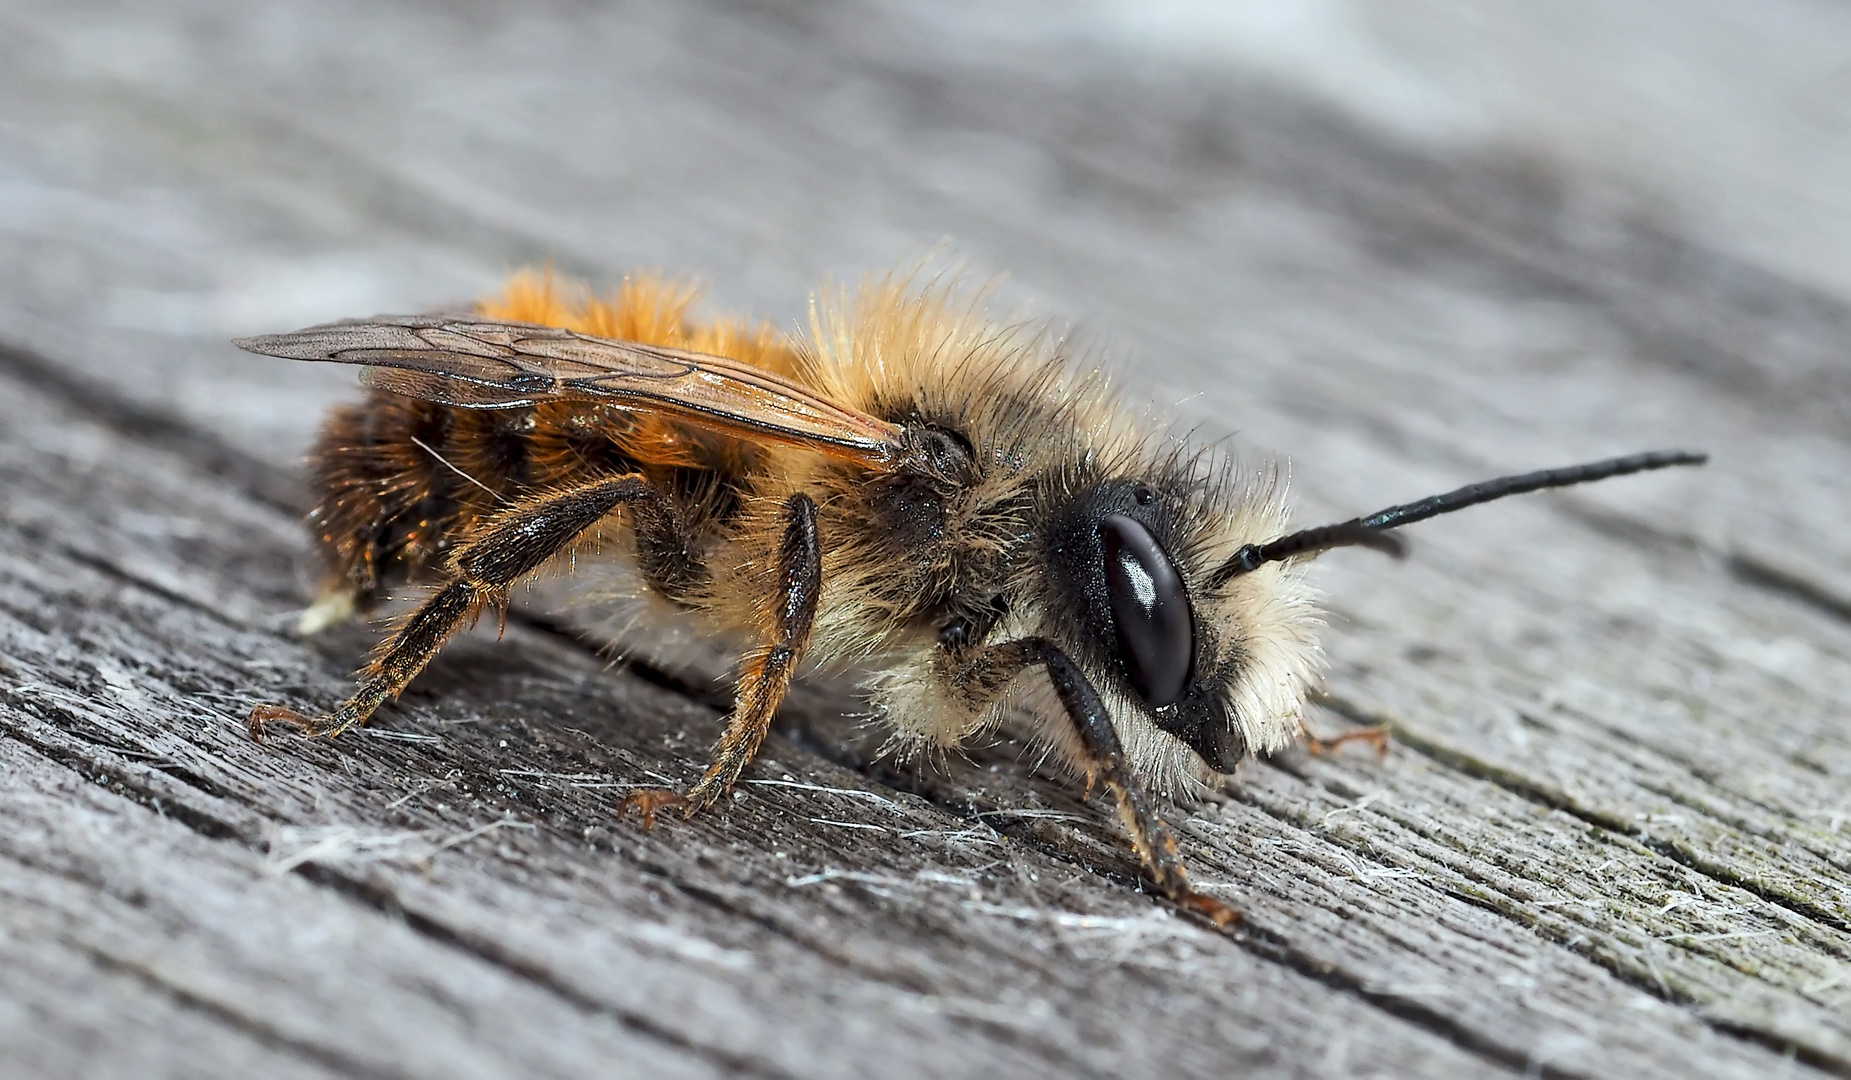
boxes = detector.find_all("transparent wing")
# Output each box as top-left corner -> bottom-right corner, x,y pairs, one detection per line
235,315 -> 908,469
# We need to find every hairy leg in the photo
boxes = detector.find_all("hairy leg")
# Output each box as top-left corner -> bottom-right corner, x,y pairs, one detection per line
956,637 -> 1240,928
252,473 -> 688,739
622,492 -> 820,821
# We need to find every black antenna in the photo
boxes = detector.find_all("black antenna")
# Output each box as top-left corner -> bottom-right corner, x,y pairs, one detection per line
1208,449 -> 1707,588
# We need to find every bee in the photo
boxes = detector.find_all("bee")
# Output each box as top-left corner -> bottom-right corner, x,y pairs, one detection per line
236,269 -> 1704,926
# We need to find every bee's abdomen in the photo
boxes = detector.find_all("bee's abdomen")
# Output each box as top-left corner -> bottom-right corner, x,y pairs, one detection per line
306,391 -> 645,610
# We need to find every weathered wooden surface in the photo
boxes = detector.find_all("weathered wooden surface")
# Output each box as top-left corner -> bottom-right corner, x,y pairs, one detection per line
3,2 -> 1850,1077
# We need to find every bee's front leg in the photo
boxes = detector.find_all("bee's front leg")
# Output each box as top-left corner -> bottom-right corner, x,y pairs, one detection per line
987,638 -> 1240,928
621,492 -> 820,822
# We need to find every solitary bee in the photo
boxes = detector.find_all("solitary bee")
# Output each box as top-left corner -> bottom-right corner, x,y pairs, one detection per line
237,270 -> 1703,926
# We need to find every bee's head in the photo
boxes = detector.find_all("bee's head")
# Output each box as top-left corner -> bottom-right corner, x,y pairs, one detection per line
1040,466 -> 1323,791
1036,448 -> 1707,792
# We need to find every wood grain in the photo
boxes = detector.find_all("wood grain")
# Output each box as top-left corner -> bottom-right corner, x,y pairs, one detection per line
2,2 -> 1847,1077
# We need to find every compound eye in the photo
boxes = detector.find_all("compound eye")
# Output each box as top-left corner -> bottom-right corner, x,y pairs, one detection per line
1100,514 -> 1194,707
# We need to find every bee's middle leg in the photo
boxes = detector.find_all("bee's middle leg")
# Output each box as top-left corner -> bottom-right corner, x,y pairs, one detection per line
252,473 -> 680,740
622,492 -> 819,821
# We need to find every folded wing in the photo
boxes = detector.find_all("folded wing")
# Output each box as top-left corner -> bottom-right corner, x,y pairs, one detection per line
235,316 -> 908,470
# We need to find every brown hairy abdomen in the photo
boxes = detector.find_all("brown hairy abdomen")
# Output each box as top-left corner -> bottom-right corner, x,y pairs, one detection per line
306,391 -> 752,611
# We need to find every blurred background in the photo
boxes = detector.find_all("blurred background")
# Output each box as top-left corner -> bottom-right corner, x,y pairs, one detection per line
4,1 -> 1847,440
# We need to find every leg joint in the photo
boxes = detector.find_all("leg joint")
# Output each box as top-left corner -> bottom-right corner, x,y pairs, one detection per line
451,474 -> 660,586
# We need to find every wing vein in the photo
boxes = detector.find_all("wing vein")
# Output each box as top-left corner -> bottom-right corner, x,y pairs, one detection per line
235,316 -> 910,470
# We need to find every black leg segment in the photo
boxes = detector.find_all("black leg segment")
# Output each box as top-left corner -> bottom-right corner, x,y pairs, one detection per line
622,492 -> 823,820
974,637 -> 1240,927
251,473 -> 684,740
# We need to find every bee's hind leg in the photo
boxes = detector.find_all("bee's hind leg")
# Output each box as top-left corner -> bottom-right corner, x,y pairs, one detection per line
621,493 -> 819,822
251,473 -> 678,741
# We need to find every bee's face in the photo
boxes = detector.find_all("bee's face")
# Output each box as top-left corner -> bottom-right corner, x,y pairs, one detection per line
1039,469 -> 1322,784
